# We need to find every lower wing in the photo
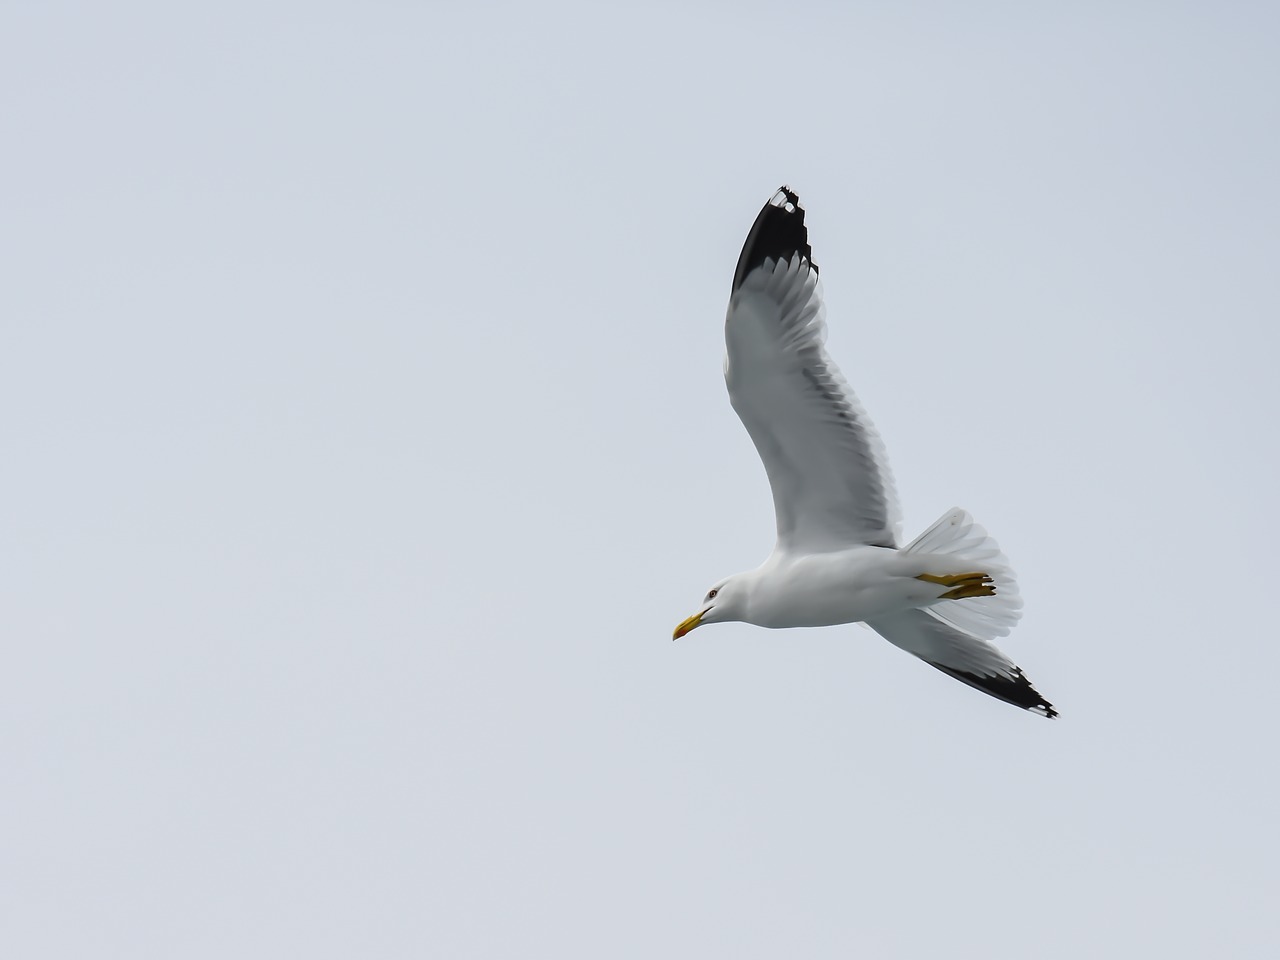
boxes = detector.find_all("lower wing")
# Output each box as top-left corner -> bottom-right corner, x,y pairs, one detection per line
867,609 -> 1057,718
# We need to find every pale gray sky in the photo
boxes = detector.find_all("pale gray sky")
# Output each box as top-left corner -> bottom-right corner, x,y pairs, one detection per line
3,2 -> 1278,957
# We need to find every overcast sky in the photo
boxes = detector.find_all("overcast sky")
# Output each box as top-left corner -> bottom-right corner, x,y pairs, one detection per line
3,2 -> 1279,957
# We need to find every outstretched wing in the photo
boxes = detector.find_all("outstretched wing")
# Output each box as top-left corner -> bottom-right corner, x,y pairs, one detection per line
867,609 -> 1057,717
725,187 -> 901,553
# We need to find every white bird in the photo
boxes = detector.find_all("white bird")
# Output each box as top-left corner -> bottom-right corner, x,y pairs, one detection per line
674,187 -> 1056,718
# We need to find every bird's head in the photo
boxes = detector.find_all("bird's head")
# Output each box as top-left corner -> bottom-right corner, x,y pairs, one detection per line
673,576 -> 746,639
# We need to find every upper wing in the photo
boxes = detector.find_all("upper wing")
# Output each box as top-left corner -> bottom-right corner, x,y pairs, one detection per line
725,187 -> 901,552
867,609 -> 1057,717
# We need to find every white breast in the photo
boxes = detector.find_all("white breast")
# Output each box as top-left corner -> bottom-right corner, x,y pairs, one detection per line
744,546 -> 933,629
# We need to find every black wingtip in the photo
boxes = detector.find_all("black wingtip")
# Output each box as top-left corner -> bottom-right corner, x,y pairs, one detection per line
731,185 -> 817,291
929,662 -> 1059,718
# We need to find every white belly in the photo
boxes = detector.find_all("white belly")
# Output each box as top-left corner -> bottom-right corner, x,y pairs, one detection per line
744,546 -> 940,628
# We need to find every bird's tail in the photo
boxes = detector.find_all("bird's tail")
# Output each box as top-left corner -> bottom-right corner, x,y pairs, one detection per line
903,507 -> 1023,641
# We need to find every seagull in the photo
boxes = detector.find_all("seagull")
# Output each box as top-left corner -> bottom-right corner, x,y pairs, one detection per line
673,187 -> 1056,718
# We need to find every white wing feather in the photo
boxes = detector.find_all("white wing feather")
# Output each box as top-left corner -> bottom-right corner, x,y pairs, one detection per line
725,228 -> 901,553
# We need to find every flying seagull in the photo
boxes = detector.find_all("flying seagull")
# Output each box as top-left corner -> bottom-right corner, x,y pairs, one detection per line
674,187 -> 1056,718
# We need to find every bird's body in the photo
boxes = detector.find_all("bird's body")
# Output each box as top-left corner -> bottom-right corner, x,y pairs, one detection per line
674,187 -> 1057,718
726,547 -> 968,630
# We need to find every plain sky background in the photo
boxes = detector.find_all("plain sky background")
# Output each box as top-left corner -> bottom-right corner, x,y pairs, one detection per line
3,2 -> 1278,957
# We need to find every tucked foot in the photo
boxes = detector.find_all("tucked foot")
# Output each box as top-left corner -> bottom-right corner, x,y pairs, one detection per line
916,572 -> 996,600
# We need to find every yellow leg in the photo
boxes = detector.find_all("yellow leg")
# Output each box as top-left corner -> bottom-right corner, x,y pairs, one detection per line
916,572 -> 996,600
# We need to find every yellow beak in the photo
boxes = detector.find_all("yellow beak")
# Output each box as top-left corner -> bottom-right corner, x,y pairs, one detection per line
672,610 -> 704,640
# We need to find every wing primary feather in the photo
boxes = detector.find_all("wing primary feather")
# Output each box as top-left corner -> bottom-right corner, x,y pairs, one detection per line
927,662 -> 1058,718
731,186 -> 817,291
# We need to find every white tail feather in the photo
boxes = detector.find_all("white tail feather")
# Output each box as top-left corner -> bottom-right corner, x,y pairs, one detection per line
903,507 -> 1023,640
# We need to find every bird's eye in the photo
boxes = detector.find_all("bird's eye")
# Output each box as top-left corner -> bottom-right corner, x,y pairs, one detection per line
708,589 -> 719,599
